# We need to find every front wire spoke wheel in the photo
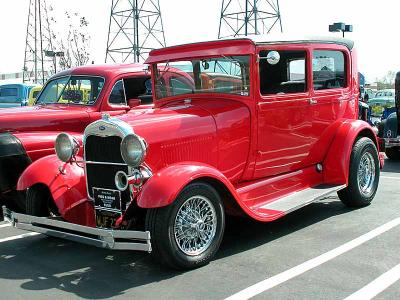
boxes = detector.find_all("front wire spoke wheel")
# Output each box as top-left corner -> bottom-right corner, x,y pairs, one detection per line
174,195 -> 217,256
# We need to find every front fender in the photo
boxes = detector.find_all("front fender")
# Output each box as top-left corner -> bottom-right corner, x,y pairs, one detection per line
17,154 -> 88,218
323,120 -> 379,185
137,162 -> 240,209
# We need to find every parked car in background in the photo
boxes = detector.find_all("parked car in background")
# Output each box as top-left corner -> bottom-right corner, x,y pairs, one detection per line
0,83 -> 37,108
27,85 -> 42,106
378,73 -> 400,160
0,63 -> 153,209
4,37 -> 382,269
368,89 -> 395,116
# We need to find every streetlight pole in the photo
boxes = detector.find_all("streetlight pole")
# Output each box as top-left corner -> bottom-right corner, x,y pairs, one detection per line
329,22 -> 353,37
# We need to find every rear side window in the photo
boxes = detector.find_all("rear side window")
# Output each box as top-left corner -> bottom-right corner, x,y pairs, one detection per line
259,50 -> 307,95
313,50 -> 346,90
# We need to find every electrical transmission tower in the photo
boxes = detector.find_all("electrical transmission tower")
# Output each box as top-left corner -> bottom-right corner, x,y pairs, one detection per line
105,0 -> 166,63
218,0 -> 283,39
23,0 -> 56,84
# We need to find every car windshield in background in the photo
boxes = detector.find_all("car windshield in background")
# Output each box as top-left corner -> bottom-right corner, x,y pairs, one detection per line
36,76 -> 105,105
154,55 -> 250,99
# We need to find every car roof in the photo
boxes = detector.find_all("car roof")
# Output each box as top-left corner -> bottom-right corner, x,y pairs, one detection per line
146,35 -> 354,63
49,63 -> 148,80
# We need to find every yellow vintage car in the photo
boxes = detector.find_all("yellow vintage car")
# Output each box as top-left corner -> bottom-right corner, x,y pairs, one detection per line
27,85 -> 42,106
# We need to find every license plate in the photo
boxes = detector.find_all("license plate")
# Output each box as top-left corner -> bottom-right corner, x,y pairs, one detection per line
93,188 -> 121,211
95,210 -> 120,228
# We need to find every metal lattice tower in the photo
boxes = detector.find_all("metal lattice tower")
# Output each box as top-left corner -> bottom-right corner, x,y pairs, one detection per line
23,0 -> 55,84
218,0 -> 283,39
105,0 -> 166,63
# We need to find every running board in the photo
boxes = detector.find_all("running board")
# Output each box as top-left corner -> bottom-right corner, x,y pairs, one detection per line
258,184 -> 346,214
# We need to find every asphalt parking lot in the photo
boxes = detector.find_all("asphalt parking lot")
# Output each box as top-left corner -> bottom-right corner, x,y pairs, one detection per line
0,159 -> 399,300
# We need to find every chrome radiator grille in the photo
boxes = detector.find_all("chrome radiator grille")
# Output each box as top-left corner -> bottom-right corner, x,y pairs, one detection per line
85,135 -> 130,208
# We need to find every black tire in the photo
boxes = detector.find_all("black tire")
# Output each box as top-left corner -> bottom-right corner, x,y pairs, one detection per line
26,185 -> 54,217
338,137 -> 380,207
385,147 -> 400,160
145,182 -> 225,270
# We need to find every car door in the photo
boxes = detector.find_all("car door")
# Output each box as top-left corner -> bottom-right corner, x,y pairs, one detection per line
254,46 -> 314,179
307,47 -> 352,164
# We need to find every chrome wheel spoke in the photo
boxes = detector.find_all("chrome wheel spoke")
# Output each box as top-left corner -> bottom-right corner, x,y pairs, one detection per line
174,195 -> 217,256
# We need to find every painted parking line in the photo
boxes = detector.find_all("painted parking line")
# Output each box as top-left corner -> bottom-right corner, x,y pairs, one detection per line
381,176 -> 400,180
0,232 -> 40,243
0,223 -> 11,229
344,263 -> 400,300
225,217 -> 400,300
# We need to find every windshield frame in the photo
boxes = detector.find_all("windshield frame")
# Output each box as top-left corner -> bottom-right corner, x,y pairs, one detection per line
152,54 -> 252,101
35,75 -> 106,106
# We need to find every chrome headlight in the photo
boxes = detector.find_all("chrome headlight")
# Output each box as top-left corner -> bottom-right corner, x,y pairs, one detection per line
120,134 -> 147,167
55,133 -> 79,163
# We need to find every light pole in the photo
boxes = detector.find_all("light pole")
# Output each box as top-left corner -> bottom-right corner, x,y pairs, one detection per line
329,22 -> 353,38
44,50 -> 65,74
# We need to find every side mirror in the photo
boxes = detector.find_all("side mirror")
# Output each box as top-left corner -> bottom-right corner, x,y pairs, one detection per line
128,98 -> 141,108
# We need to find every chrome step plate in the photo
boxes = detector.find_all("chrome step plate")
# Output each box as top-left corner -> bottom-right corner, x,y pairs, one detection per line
260,184 -> 346,214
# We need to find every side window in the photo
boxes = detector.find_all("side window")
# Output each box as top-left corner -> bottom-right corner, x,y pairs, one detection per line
259,50 -> 307,95
170,77 -> 193,96
313,50 -> 346,90
109,80 -> 126,105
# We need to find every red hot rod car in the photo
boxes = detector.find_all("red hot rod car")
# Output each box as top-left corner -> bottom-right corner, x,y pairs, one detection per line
4,37 -> 382,269
0,64 -> 153,207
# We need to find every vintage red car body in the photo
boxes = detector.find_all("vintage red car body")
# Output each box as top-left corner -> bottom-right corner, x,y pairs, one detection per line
5,37 -> 382,269
0,64 -> 152,204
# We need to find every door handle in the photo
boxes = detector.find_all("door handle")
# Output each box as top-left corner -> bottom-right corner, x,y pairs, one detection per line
309,98 -> 317,105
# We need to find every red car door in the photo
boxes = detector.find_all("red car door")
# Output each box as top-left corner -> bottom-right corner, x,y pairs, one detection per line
254,46 -> 314,179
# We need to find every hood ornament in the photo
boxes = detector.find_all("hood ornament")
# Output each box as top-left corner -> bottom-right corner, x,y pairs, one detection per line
102,113 -> 111,120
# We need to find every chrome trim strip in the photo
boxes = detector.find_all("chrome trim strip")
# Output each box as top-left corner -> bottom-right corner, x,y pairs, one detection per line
2,206 -> 151,252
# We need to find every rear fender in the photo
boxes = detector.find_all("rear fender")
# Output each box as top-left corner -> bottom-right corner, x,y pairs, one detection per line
323,120 -> 379,185
136,162 -> 241,209
17,154 -> 88,217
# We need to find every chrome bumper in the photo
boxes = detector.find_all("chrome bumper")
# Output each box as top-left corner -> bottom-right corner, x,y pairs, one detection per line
385,137 -> 400,148
2,206 -> 151,252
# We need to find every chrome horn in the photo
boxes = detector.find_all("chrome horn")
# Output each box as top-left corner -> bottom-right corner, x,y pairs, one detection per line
114,168 -> 152,191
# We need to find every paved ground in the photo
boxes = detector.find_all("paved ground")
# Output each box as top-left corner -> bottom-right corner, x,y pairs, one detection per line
0,159 -> 399,300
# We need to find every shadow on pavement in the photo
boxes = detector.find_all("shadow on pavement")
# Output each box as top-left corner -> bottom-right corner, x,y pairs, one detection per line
0,196 -> 354,299
382,158 -> 400,174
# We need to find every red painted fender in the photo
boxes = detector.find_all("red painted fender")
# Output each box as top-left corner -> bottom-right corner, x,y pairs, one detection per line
17,155 -> 92,225
137,162 -> 241,209
323,120 -> 379,185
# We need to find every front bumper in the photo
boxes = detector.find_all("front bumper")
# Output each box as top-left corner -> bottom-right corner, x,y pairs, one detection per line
384,137 -> 400,148
2,206 -> 151,252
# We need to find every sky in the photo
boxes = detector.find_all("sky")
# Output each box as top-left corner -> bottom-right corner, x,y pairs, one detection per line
0,0 -> 399,83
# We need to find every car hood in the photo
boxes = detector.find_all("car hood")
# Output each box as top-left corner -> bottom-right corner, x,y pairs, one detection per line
89,104 -> 219,171
0,105 -> 90,133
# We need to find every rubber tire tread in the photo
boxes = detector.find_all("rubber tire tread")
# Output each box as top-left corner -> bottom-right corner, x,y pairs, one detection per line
338,137 -> 380,207
26,185 -> 51,217
385,147 -> 400,160
145,182 -> 225,270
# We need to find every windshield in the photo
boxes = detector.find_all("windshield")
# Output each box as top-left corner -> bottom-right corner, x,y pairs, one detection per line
154,55 -> 250,100
36,76 -> 105,105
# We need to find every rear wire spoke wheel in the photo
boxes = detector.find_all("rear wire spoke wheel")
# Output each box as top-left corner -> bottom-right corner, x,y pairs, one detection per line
145,182 -> 225,270
338,137 -> 380,207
